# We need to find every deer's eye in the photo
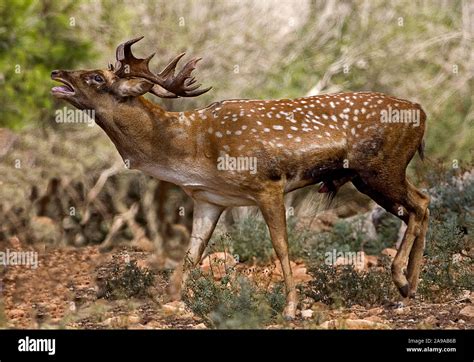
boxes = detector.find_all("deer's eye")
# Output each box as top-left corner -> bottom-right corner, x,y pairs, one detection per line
93,74 -> 104,83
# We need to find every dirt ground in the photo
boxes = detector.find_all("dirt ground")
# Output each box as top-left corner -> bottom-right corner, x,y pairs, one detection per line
1,239 -> 472,330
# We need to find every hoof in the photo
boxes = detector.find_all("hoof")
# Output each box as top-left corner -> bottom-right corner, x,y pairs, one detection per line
398,283 -> 410,298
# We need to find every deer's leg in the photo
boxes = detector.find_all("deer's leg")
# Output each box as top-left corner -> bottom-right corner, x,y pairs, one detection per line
392,180 -> 429,297
257,192 -> 297,319
352,176 -> 428,297
168,200 -> 224,300
406,184 -> 430,297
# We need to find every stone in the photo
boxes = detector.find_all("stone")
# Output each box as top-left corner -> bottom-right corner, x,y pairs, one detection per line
381,248 -> 397,259
301,309 -> 314,319
200,252 -> 237,280
367,307 -> 383,316
320,318 -> 389,330
459,306 -> 474,320
366,315 -> 385,324
162,301 -> 187,314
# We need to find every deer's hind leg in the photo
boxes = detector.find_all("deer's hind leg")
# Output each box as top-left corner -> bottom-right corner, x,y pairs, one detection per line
406,182 -> 430,297
352,175 -> 429,298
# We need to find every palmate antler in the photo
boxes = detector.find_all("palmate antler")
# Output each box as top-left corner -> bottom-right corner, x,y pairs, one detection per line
113,36 -> 211,98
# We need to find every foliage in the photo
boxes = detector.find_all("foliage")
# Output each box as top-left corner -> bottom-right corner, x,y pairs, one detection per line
0,0 -> 93,129
415,164 -> 473,301
304,260 -> 398,308
101,259 -> 155,300
183,268 -> 285,329
418,215 -> 472,301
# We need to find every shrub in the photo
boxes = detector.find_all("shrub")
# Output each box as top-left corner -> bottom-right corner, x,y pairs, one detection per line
416,165 -> 473,301
304,258 -> 397,307
418,214 -> 472,302
182,268 -> 285,329
100,259 -> 155,300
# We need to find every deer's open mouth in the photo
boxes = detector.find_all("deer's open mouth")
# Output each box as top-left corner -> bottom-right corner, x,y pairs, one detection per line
51,78 -> 75,96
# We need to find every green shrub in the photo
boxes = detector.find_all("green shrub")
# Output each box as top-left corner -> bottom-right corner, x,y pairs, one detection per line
101,259 -> 155,300
418,214 -> 472,302
183,268 -> 284,329
304,258 -> 397,307
223,217 -> 275,263
417,165 -> 473,301
0,0 -> 94,129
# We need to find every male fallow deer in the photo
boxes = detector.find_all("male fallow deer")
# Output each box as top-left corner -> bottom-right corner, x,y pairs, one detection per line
52,37 -> 430,319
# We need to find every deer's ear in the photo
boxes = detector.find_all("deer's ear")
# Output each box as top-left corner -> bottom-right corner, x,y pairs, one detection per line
112,78 -> 154,97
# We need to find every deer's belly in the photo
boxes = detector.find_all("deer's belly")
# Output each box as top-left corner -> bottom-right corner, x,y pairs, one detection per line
183,187 -> 256,207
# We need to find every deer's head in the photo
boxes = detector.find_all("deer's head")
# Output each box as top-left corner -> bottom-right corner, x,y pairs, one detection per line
51,36 -> 211,111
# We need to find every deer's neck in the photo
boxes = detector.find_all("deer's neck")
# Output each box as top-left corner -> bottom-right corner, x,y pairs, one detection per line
97,97 -> 200,184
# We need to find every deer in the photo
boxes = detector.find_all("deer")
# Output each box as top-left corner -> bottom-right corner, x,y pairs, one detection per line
51,36 -> 430,319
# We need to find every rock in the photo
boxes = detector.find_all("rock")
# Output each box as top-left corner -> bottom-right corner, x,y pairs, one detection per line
200,252 -> 237,280
301,309 -> 314,319
128,315 -> 141,324
367,307 -> 383,316
381,248 -> 397,259
346,312 -> 359,319
394,306 -> 410,315
273,261 -> 312,283
103,315 -> 140,327
162,301 -> 187,314
103,316 -> 121,327
366,315 -> 385,324
365,255 -> 379,268
194,323 -> 207,329
422,315 -> 438,325
459,306 -> 474,320
320,318 -> 389,330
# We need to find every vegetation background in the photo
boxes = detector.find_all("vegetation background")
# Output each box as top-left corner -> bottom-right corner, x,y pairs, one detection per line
0,0 -> 472,329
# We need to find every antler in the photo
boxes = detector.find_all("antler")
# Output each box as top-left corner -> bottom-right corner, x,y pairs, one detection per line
113,36 -> 211,98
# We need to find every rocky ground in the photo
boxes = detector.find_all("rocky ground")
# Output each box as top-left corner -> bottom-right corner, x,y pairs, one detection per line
1,237 -> 472,330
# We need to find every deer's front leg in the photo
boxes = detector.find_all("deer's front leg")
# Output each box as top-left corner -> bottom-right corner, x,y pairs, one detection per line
258,192 -> 297,320
168,200 -> 224,300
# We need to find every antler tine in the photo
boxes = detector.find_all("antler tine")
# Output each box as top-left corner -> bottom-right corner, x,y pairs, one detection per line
114,36 -> 159,81
113,36 -> 211,98
162,57 -> 212,96
158,53 -> 186,78
116,36 -> 144,63
149,85 -> 179,99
